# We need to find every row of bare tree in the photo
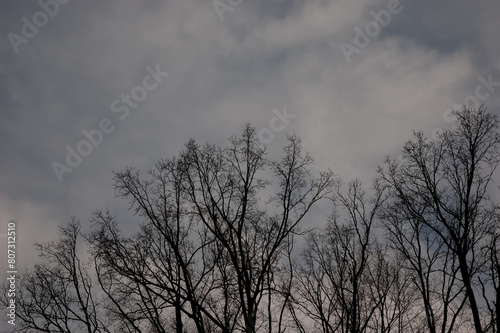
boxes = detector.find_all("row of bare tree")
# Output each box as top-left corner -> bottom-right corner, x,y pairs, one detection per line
3,106 -> 500,333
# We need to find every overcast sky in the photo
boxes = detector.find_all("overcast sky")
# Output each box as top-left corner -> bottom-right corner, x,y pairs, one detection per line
1,0 -> 500,275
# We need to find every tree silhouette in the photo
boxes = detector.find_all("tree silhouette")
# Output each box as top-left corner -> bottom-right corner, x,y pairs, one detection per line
378,106 -> 500,333
3,108 -> 500,333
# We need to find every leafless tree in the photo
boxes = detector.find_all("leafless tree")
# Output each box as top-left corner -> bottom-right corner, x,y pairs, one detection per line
291,178 -> 415,333
87,124 -> 334,333
379,190 -> 468,333
0,219 -> 110,333
366,245 -> 423,333
7,108 -> 500,333
479,219 -> 500,333
378,106 -> 500,333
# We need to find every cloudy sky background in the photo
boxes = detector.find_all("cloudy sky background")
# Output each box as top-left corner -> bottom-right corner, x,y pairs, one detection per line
1,0 -> 500,275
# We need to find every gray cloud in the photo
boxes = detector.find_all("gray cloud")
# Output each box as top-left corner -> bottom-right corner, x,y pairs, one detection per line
1,0 -> 500,270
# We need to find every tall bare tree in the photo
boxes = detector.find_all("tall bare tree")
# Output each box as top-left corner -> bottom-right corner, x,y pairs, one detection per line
366,247 -> 422,333
87,124 -> 334,333
378,106 -> 500,333
0,220 -> 109,333
379,190 -> 468,333
479,219 -> 500,333
7,109 -> 500,333
291,178 -> 413,333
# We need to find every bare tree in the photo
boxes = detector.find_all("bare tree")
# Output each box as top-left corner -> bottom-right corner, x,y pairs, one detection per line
177,125 -> 334,332
366,245 -> 423,333
88,159 -> 221,333
292,178 -> 409,333
2,124 -> 333,333
378,106 -> 500,333
0,219 -> 109,333
87,124 -> 334,333
8,109 -> 500,333
479,218 -> 500,333
379,191 -> 468,333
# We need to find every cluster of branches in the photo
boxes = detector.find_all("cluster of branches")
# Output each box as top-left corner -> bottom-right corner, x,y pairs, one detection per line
3,106 -> 500,333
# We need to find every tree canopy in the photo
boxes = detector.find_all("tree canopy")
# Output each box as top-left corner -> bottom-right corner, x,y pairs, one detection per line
3,107 -> 500,333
